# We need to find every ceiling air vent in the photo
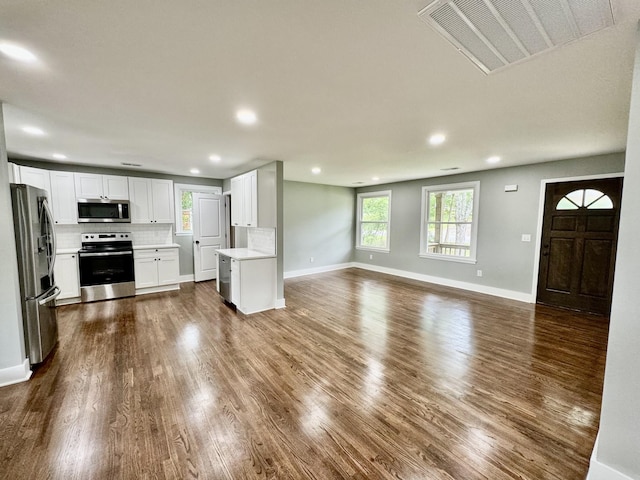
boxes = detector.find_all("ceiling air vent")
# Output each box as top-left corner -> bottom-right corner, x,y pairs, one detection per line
418,0 -> 615,74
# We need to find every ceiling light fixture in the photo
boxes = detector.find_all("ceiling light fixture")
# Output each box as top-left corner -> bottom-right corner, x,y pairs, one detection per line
22,126 -> 45,136
236,109 -> 257,125
190,168 -> 200,174
372,177 -> 380,181
52,153 -> 67,160
311,167 -> 321,175
0,42 -> 37,63
487,156 -> 501,164
429,133 -> 446,146
209,154 -> 221,162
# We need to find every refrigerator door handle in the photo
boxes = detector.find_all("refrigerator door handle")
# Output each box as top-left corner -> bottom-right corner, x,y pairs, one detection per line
38,286 -> 61,306
41,198 -> 57,277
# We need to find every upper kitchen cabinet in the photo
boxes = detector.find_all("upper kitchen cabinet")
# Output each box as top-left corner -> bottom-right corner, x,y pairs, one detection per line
49,171 -> 78,224
18,166 -> 52,199
230,168 -> 275,228
74,173 -> 129,200
8,163 -> 20,183
128,177 -> 174,224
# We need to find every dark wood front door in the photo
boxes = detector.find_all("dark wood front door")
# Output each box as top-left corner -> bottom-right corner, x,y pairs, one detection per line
537,177 -> 623,315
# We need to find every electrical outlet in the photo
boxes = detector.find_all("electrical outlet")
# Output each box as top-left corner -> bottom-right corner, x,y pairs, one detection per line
310,257 -> 314,263
521,234 -> 531,242
477,269 -> 483,277
369,254 -> 373,260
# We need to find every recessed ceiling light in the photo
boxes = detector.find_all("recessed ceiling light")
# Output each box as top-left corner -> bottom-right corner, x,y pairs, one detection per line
22,126 -> 45,136
209,154 -> 221,162
487,156 -> 501,164
428,133 -> 446,146
372,177 -> 380,181
0,42 -> 37,63
52,153 -> 67,160
236,109 -> 257,125
190,168 -> 200,174
311,167 -> 321,175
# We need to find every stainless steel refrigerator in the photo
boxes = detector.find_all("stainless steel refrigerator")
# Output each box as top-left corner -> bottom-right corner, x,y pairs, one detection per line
10,184 -> 60,365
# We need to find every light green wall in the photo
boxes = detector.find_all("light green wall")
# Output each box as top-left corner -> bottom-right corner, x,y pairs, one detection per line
354,153 -> 625,296
283,181 -> 355,273
0,104 -> 27,371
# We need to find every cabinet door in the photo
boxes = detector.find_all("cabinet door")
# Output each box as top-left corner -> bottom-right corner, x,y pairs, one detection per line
230,175 -> 244,226
243,170 -> 258,227
54,253 -> 80,300
74,173 -> 103,198
128,177 -> 153,223
230,258 -> 240,305
151,179 -> 174,223
103,175 -> 129,200
8,163 -> 20,183
19,166 -> 52,198
157,249 -> 179,285
50,171 -> 78,224
134,254 -> 159,288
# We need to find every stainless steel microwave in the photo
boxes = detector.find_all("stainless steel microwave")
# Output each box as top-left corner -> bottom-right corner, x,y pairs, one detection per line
77,198 -> 131,223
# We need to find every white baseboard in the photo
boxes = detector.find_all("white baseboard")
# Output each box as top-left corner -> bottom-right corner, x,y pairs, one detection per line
275,298 -> 286,309
179,274 -> 195,283
0,358 -> 31,388
135,284 -> 180,296
284,263 -> 353,279
587,434 -> 635,480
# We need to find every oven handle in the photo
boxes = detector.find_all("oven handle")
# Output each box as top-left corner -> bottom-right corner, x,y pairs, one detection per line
79,251 -> 133,257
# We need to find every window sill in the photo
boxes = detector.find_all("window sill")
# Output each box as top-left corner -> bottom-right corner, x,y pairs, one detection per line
419,253 -> 477,264
175,232 -> 193,237
356,246 -> 390,253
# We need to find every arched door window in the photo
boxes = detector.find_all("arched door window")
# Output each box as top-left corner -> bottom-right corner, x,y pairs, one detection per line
556,189 -> 613,210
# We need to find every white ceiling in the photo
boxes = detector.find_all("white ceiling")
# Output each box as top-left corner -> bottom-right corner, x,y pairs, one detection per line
1,1 -> 639,187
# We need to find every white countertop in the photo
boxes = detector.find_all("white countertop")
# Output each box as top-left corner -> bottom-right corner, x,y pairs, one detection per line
56,248 -> 80,255
216,248 -> 276,260
133,243 -> 180,250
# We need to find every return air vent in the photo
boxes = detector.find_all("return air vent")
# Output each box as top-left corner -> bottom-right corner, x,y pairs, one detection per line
418,0 -> 615,73
121,162 -> 143,167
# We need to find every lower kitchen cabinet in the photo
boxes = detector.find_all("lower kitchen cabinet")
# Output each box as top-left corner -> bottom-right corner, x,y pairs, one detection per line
54,253 -> 80,305
134,247 -> 180,294
230,257 -> 276,314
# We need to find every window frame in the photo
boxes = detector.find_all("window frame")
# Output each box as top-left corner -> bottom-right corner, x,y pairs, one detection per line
419,181 -> 480,264
174,183 -> 222,235
356,190 -> 392,253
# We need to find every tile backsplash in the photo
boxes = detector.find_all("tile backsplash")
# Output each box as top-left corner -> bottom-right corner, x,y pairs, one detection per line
55,223 -> 173,248
247,227 -> 276,255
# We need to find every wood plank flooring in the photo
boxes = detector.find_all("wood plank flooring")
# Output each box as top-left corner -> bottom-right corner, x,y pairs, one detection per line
0,268 -> 609,479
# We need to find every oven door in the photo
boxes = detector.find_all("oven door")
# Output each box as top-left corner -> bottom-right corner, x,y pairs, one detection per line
79,251 -> 135,302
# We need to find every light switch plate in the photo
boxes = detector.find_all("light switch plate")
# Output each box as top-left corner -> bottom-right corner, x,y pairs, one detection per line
505,184 -> 518,192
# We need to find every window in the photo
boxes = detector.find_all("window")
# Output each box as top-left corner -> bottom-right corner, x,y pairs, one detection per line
357,191 -> 391,252
174,184 -> 222,234
420,181 -> 479,263
556,189 -> 613,210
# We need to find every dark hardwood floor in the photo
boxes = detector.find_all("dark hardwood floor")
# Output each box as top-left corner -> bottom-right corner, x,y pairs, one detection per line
0,269 -> 608,479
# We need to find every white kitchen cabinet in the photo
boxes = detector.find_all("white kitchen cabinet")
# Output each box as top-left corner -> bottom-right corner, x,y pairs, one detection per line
228,256 -> 276,314
8,163 -> 20,183
19,166 -> 52,198
230,168 -> 275,228
74,173 -> 129,200
134,247 -> 180,294
54,253 -> 80,304
128,177 -> 174,224
49,171 -> 78,224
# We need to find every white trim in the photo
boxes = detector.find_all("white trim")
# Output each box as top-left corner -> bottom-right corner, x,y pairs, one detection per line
179,274 -> 195,283
275,298 -> 286,309
530,172 -> 624,300
353,263 -> 534,303
356,190 -> 392,251
174,183 -> 222,234
587,433 -> 634,480
135,284 -> 180,296
0,358 -> 31,388
420,180 -> 480,263
284,263 -> 354,279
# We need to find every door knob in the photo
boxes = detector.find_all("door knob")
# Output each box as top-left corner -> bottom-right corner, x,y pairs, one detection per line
195,240 -> 200,245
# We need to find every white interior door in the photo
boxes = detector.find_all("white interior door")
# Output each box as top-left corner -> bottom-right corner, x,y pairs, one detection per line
193,193 -> 225,282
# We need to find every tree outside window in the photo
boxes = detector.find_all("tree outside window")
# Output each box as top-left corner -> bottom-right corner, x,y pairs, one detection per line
357,191 -> 391,251
421,182 -> 479,262
181,190 -> 193,233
